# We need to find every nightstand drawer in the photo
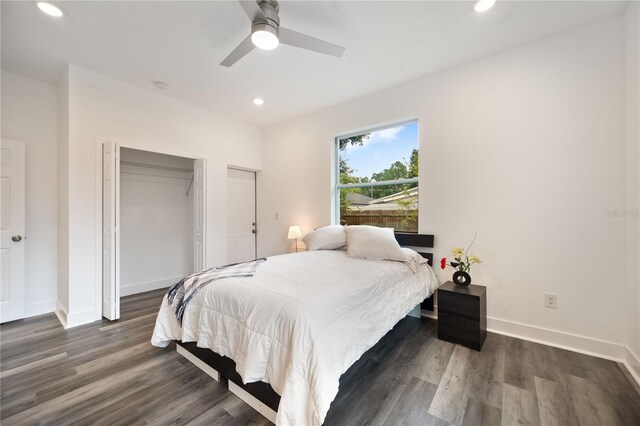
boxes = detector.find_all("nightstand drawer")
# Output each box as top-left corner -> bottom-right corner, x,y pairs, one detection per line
438,312 -> 482,350
438,291 -> 479,320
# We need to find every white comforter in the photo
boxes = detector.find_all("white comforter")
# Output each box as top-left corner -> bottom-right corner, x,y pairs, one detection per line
151,250 -> 439,425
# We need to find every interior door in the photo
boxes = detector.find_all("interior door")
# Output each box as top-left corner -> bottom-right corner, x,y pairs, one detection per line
193,158 -> 206,272
227,168 -> 256,264
102,141 -> 120,320
0,139 -> 26,323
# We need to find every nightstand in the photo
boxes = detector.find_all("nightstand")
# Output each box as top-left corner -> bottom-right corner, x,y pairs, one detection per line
437,281 -> 486,351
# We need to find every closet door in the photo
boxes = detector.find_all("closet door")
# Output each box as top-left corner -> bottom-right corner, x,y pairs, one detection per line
193,158 -> 206,272
102,141 -> 120,320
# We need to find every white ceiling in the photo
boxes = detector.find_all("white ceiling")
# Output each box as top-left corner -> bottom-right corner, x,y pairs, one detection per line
1,1 -> 629,127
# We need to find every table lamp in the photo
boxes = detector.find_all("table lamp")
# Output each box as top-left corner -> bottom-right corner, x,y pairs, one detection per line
288,225 -> 302,252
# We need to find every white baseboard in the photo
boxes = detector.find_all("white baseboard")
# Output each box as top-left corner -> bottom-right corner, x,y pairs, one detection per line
487,316 -> 628,360
55,300 -> 98,329
53,276 -> 179,329
418,306 -> 640,387
55,301 -> 68,329
487,316 -> 640,387
65,307 -> 98,329
624,347 -> 640,386
24,299 -> 56,318
120,276 -> 180,297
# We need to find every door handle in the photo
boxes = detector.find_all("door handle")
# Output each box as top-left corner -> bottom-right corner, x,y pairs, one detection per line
11,235 -> 23,242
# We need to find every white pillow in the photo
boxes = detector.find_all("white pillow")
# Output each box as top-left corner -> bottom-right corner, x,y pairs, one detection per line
302,225 -> 347,251
345,225 -> 406,262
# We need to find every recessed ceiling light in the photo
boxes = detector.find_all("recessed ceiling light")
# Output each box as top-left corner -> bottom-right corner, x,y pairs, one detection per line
474,0 -> 496,13
152,81 -> 168,90
37,2 -> 64,17
253,98 -> 265,106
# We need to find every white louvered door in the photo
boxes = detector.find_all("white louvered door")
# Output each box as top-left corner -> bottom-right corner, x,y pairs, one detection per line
102,141 -> 120,320
193,158 -> 206,272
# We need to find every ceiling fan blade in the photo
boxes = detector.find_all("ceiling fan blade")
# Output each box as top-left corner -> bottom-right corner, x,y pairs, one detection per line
220,35 -> 255,67
239,0 -> 266,23
279,27 -> 345,58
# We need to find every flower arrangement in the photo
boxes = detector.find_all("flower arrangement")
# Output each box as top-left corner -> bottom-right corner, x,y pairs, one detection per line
440,235 -> 481,286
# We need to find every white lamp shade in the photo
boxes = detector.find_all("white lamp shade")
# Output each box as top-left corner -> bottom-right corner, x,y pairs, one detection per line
288,225 -> 302,239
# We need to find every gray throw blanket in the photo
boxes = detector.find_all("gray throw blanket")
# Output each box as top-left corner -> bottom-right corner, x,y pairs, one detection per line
167,258 -> 266,326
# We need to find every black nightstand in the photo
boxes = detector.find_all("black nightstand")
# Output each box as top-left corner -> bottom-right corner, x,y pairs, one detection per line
437,281 -> 486,351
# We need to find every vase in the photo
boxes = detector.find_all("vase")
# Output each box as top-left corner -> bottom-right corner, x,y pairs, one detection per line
453,270 -> 472,287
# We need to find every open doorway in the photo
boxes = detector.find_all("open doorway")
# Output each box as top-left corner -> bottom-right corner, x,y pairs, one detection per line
120,148 -> 194,296
102,142 -> 206,320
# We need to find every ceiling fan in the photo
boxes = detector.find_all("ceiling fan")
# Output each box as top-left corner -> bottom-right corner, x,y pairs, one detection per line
220,0 -> 345,67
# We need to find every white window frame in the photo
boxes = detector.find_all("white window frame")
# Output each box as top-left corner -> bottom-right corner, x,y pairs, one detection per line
334,119 -> 419,224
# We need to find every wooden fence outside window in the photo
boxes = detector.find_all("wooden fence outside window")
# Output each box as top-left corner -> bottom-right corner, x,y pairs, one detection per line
341,209 -> 418,233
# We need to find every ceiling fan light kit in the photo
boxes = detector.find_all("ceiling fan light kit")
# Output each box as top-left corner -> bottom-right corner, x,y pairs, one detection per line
221,0 -> 345,67
251,23 -> 279,50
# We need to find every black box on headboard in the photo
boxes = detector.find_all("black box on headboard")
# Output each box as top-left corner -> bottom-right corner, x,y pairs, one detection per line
394,233 -> 434,266
394,233 -> 434,248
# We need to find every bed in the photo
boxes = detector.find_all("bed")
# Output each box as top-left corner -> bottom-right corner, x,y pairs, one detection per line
151,232 -> 438,425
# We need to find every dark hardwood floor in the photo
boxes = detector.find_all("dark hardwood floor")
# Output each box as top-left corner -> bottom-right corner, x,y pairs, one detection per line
2,289 -> 639,425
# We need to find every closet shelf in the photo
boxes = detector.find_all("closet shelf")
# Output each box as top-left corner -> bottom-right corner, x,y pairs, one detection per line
120,160 -> 193,173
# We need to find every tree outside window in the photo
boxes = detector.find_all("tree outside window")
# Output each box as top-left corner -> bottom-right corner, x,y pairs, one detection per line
336,121 -> 419,232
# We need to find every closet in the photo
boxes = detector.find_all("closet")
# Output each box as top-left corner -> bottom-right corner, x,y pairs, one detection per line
119,147 -> 195,296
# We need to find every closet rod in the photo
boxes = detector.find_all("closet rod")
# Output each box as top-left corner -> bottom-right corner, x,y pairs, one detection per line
120,160 -> 193,173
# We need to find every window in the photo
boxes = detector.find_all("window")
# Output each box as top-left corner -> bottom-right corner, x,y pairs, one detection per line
336,120 -> 419,233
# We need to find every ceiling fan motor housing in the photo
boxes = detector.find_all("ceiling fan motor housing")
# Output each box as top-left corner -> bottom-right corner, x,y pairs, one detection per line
252,0 -> 280,35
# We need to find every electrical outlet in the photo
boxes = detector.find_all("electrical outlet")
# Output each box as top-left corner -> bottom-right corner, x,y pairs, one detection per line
545,293 -> 557,309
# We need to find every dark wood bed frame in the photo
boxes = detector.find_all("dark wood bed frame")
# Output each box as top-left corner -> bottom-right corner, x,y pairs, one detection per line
176,232 -> 435,422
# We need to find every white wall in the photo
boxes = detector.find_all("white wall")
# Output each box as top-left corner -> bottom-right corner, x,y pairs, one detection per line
625,2 -> 640,378
58,64 -> 263,327
1,71 -> 58,317
57,69 -> 69,317
259,16 -> 633,361
119,148 -> 194,296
